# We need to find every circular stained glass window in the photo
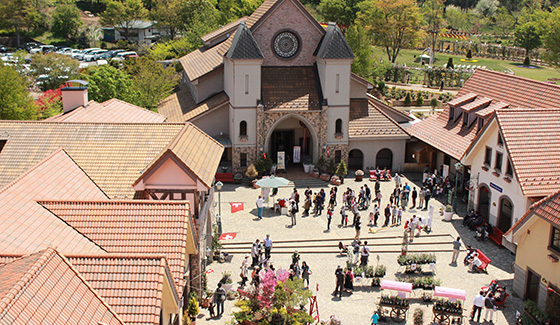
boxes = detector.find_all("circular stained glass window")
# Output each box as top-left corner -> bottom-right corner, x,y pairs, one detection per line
273,32 -> 299,58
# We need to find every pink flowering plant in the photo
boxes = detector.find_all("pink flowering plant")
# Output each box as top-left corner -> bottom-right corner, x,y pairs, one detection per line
233,268 -> 313,324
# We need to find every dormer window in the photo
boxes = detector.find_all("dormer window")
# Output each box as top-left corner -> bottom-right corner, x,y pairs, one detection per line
477,117 -> 484,132
462,112 -> 469,126
449,107 -> 454,121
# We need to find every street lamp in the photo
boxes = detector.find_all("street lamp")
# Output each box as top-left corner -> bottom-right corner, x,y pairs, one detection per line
453,162 -> 463,211
215,181 -> 223,235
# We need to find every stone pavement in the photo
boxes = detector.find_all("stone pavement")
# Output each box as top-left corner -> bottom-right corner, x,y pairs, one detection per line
197,173 -> 522,324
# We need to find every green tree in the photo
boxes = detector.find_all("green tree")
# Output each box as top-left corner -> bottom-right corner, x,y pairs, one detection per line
358,0 -> 422,63
542,7 -> 560,67
124,57 -> 179,110
30,53 -> 79,91
52,3 -> 83,39
319,0 -> 364,29
444,5 -> 471,32
149,0 -> 184,39
446,57 -> 454,69
345,24 -> 373,79
100,0 -> 147,40
217,0 -> 263,24
0,64 -> 37,120
474,0 -> 499,17
421,0 -> 444,64
82,65 -> 135,103
514,21 -> 542,62
0,0 -> 34,48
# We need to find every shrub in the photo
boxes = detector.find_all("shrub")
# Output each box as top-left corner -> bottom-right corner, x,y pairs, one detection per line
377,80 -> 385,93
466,49 -> 472,59
187,292 -> 199,317
416,96 -> 424,106
446,57 -> 454,69
430,98 -> 438,108
413,308 -> 424,325
404,93 -> 412,106
255,157 -> 273,174
327,159 -> 337,174
245,164 -> 258,178
523,56 -> 531,66
336,160 -> 348,176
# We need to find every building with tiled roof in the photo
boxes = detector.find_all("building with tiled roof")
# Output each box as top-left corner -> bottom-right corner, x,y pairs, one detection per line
461,107 -> 560,250
506,190 -> 560,321
0,248 -> 125,325
159,0 -> 409,173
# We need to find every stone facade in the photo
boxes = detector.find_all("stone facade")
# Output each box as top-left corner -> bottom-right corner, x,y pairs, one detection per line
232,145 -> 258,173
325,143 -> 349,167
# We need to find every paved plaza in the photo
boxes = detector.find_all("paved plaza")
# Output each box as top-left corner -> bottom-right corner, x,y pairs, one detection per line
199,173 -> 522,324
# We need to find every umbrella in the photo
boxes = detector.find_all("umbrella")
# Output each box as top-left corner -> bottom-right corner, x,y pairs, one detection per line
255,176 -> 290,188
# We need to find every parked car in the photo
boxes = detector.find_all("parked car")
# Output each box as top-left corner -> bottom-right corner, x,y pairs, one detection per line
30,45 -> 55,54
93,50 -> 108,61
101,49 -> 125,60
0,46 -> 7,53
70,49 -> 83,59
56,47 -> 73,55
112,51 -> 138,61
84,49 -> 107,62
25,42 -> 40,51
75,48 -> 100,61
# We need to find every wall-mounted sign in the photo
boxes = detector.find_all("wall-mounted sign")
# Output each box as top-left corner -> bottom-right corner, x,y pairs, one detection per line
490,182 -> 503,193
277,151 -> 285,170
293,146 -> 301,163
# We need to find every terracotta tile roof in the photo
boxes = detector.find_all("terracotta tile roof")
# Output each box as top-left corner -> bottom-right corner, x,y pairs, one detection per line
0,121 -> 218,198
158,86 -> 229,122
261,67 -> 322,111
507,188 -> 560,237
66,254 -> 177,325
348,99 -> 409,139
476,101 -> 509,117
461,97 -> 492,112
448,93 -> 477,106
495,108 -> 560,197
38,200 -> 194,294
0,149 -> 107,254
0,248 -> 124,325
201,17 -> 247,44
46,99 -> 166,123
179,45 -> 224,82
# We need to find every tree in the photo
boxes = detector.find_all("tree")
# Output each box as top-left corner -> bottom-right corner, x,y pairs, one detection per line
466,49 -> 472,59
82,65 -> 135,103
542,7 -> 560,67
421,0 -> 444,64
514,22 -> 542,63
36,87 -> 63,120
345,24 -> 374,79
0,64 -> 36,120
30,53 -> 79,91
446,57 -> 454,69
319,0 -> 365,29
474,0 -> 499,17
52,3 -> 83,39
444,5 -> 471,32
100,0 -> 147,41
217,0 -> 263,24
149,0 -> 183,39
0,0 -> 34,48
357,0 -> 422,63
124,57 -> 179,110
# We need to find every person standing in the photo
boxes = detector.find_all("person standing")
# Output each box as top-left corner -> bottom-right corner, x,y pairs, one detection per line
215,283 -> 226,316
397,207 -> 403,225
354,215 -> 361,239
424,188 -> 431,210
373,204 -> 379,226
251,239 -> 261,266
334,266 -> 344,298
290,199 -> 297,226
384,204 -> 391,227
327,208 -> 333,230
256,195 -> 264,219
471,291 -> 485,322
364,184 -> 371,202
451,237 -> 462,265
264,234 -> 272,259
411,187 -> 418,208
292,188 -> 300,210
401,189 -> 408,211
393,187 -> 400,206
371,310 -> 380,325
360,241 -> 370,266
240,254 -> 249,286
394,173 -> 401,188
301,261 -> 312,287
419,187 -> 425,210
392,205 -> 398,225
484,292 -> 496,322
340,205 -> 347,226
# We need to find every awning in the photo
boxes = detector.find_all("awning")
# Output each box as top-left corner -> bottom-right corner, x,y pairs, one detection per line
434,286 -> 466,301
380,280 -> 413,293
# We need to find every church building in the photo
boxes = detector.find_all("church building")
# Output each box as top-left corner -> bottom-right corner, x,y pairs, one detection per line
159,0 -> 410,173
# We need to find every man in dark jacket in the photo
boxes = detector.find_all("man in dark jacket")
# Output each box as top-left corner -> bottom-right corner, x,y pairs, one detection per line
384,204 -> 391,227
334,266 -> 345,298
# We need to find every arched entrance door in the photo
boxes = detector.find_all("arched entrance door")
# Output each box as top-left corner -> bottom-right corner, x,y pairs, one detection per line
348,149 -> 364,170
497,197 -> 514,233
265,115 -> 317,166
477,185 -> 490,222
376,148 -> 393,170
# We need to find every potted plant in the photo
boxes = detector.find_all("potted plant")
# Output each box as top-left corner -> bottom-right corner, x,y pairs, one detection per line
374,265 -> 386,277
335,160 -> 347,184
443,205 -> 453,221
355,169 -> 364,181
330,175 -> 341,186
245,164 -> 258,187
233,172 -> 243,184
186,292 -> 199,323
413,308 -> 424,325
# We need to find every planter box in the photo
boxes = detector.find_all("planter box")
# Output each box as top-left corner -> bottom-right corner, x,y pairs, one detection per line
443,211 -> 453,221
355,175 -> 363,181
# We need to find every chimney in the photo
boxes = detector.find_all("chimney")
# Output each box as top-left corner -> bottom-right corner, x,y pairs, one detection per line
61,80 -> 89,114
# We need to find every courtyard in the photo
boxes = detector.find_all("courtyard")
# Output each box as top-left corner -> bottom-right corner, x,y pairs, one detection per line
199,172 -> 522,324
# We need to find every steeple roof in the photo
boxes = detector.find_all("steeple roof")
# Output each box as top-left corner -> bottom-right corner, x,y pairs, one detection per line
225,21 -> 264,60
315,22 -> 355,59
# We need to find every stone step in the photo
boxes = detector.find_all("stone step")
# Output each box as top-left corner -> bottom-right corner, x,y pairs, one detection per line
284,178 -> 329,188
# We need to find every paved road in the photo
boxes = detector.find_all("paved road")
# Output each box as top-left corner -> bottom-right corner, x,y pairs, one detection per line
199,173 -> 520,324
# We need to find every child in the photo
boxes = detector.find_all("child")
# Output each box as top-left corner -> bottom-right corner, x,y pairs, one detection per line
371,310 -> 380,324
340,205 -> 347,226
368,211 -> 374,226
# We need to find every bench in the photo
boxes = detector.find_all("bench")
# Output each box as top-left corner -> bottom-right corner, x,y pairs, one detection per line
495,292 -> 509,308
215,172 -> 234,183
474,249 -> 491,273
488,227 -> 503,247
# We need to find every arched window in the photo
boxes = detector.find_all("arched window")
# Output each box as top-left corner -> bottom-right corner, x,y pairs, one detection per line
335,119 -> 342,134
240,121 -> 247,137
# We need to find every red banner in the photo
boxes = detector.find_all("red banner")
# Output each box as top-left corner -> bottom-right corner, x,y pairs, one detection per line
230,202 -> 244,213
218,233 -> 237,240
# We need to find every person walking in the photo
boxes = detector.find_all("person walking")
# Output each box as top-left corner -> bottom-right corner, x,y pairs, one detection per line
292,188 -> 300,210
264,234 -> 272,259
411,187 -> 417,208
471,291 -> 485,322
214,283 -> 226,316
451,237 -> 462,265
397,207 -> 403,225
394,173 -> 401,188
392,205 -> 398,225
256,195 -> 264,219
334,266 -> 344,298
484,292 -> 496,322
340,205 -> 347,226
384,204 -> 391,227
371,310 -> 380,324
354,215 -> 361,239
327,208 -> 333,230
289,199 -> 297,226
393,187 -> 400,206
401,189 -> 408,211
251,239 -> 261,267
240,254 -> 249,286
373,204 -> 379,226
360,241 -> 370,266
301,261 -> 312,287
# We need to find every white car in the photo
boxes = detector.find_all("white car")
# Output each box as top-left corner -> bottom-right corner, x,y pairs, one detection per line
57,48 -> 73,55
70,49 -> 83,59
75,48 -> 100,61
84,49 -> 106,62
112,51 -> 138,61
93,50 -> 108,61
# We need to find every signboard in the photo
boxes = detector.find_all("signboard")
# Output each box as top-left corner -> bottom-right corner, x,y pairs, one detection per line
442,164 -> 449,178
218,233 -> 237,240
293,146 -> 301,163
277,151 -> 285,170
230,202 -> 244,213
490,182 -> 503,193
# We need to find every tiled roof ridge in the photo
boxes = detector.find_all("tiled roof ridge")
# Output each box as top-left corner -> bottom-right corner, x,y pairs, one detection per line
102,98 -> 167,119
0,249 -> 55,315
367,98 -> 410,136
0,120 -> 187,126
169,123 -> 223,153
366,93 -> 413,121
64,253 -> 168,260
37,199 -> 191,206
477,68 -> 560,90
496,106 -> 560,113
201,17 -> 248,42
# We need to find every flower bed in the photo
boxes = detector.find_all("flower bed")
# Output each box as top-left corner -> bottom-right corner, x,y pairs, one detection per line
433,299 -> 463,315
397,253 -> 436,266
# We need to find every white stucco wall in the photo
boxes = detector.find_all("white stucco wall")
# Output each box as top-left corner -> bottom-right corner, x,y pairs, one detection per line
326,106 -> 349,144
348,139 -> 407,172
223,59 -> 262,108
191,104 -> 229,139
231,107 -> 257,146
316,58 -> 352,107
195,69 -> 224,104
350,78 -> 368,99
462,120 -> 529,232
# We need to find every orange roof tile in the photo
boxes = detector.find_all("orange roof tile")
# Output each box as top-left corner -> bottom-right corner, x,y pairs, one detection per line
38,200 -> 194,295
66,254 -> 177,325
0,149 -> 107,254
495,108 -> 560,197
46,99 -> 166,123
158,87 -> 229,123
0,248 -> 124,325
348,99 -> 409,139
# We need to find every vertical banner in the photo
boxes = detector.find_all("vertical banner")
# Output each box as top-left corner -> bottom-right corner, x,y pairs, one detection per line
277,151 -> 285,170
442,164 -> 449,178
293,146 -> 301,163
261,187 -> 270,204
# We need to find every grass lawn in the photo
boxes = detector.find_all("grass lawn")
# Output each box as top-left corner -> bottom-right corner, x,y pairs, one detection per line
374,47 -> 560,84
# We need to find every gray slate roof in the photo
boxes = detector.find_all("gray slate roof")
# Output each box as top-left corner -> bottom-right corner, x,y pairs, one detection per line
315,22 -> 355,59
225,21 -> 264,60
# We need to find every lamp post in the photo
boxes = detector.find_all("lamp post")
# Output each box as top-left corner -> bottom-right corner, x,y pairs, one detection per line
453,162 -> 463,211
215,181 -> 223,235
